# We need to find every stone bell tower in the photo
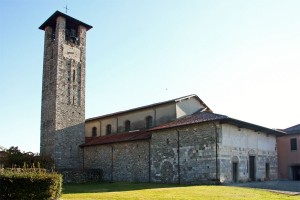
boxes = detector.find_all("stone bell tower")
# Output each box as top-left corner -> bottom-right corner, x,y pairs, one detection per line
39,11 -> 92,169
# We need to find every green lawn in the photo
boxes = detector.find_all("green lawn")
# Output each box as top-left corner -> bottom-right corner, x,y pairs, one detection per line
61,182 -> 300,200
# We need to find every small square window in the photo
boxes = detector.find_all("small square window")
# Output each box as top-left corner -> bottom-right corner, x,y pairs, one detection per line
290,138 -> 297,151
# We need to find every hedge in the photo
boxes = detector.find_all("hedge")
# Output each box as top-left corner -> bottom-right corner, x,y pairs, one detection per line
0,169 -> 62,200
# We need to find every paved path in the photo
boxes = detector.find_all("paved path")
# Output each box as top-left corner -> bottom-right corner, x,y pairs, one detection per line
229,181 -> 300,195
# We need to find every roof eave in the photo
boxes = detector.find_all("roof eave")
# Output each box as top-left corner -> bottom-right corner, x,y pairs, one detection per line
85,94 -> 206,122
39,10 -> 93,31
219,118 -> 285,136
81,137 -> 151,147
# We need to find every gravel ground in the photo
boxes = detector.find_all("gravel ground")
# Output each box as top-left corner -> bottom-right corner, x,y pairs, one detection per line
228,181 -> 300,195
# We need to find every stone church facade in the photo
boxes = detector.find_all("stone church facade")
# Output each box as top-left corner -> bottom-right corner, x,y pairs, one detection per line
83,95 -> 281,184
40,11 -> 283,184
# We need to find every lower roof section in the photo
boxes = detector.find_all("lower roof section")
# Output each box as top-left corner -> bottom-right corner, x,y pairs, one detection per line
81,131 -> 151,147
150,111 -> 284,136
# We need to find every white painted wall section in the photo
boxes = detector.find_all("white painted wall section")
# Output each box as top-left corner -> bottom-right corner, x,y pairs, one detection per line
222,124 -> 276,151
176,97 -> 204,118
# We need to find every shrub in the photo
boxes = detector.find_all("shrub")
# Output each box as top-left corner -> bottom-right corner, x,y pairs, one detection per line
0,168 -> 62,200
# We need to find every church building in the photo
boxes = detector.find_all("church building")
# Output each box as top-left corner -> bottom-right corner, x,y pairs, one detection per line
39,11 -> 284,184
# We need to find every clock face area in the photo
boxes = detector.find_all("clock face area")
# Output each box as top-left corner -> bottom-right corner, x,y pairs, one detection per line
63,44 -> 80,62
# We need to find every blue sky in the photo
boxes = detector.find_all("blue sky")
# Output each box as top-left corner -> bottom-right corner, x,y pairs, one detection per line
0,0 -> 299,153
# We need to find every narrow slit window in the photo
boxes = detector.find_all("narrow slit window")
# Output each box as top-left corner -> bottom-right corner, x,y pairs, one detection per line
77,63 -> 81,106
51,47 -> 54,59
73,70 -> 76,82
67,60 -> 71,104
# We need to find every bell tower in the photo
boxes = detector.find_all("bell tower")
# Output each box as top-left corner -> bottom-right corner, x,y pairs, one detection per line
39,11 -> 92,169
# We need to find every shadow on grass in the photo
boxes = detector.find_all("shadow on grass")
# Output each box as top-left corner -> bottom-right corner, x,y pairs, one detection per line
63,182 -> 188,194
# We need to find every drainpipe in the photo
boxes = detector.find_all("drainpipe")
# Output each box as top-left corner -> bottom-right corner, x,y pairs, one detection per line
115,117 -> 119,134
99,120 -> 101,136
148,140 -> 151,183
212,122 -> 219,184
110,145 -> 114,182
153,109 -> 157,126
176,129 -> 181,184
82,146 -> 85,169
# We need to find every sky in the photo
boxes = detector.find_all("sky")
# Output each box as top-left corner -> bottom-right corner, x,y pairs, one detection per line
0,0 -> 299,153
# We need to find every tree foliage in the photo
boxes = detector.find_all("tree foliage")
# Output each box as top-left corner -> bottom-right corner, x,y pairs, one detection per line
0,146 -> 54,170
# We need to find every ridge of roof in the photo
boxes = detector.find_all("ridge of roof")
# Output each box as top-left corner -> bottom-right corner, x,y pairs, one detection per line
86,94 -> 211,122
39,10 -> 93,30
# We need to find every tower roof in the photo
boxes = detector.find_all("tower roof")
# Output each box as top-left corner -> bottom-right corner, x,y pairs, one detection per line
39,10 -> 93,31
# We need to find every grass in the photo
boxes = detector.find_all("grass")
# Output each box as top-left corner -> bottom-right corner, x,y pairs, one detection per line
61,182 -> 300,200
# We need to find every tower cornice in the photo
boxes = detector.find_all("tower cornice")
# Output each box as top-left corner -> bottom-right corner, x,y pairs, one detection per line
39,10 -> 93,31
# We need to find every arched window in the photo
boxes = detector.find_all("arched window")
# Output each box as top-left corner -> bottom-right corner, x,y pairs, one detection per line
125,120 -> 131,132
106,124 -> 112,135
92,127 -> 97,137
146,116 -> 153,129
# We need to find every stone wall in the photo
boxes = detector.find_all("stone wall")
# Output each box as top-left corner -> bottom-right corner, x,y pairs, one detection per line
150,122 -> 220,184
83,122 -> 279,184
40,14 -> 87,169
84,140 -> 150,182
219,124 -> 278,183
59,169 -> 102,183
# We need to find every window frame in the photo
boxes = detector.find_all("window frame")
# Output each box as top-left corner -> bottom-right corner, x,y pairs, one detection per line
290,138 -> 297,151
92,127 -> 97,137
145,116 -> 153,129
125,120 -> 131,132
106,124 -> 112,135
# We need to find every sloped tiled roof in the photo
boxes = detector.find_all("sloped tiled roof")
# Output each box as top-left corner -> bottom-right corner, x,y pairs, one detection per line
284,124 -> 300,134
149,111 -> 228,131
81,131 -> 151,147
149,111 -> 284,136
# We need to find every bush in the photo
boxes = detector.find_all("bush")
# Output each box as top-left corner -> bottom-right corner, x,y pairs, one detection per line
0,168 -> 62,200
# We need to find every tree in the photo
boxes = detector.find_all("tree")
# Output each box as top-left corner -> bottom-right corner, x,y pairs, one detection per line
2,146 -> 54,169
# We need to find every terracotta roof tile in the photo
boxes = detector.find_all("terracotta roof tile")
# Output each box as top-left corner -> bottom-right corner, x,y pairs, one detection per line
149,111 -> 284,136
82,131 -> 151,147
149,111 -> 228,131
